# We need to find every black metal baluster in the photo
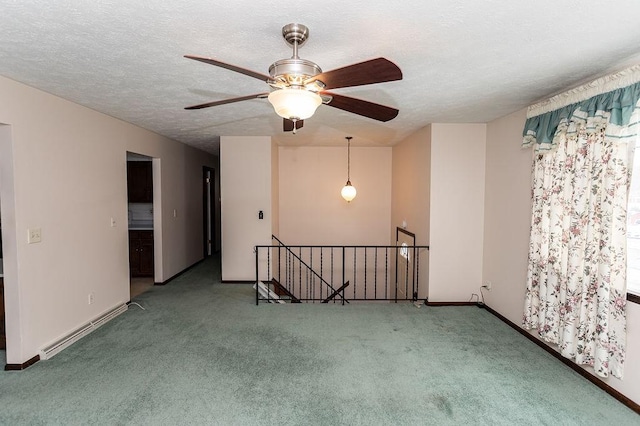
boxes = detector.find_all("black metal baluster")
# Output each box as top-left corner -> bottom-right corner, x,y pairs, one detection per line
308,248 -> 311,302
374,247 -> 378,299
415,247 -> 419,301
385,248 -> 388,300
331,248 -> 335,304
353,247 -> 357,300
395,245 -> 398,303
255,246 -> 259,305
405,245 -> 409,300
364,248 -> 367,300
320,248 -> 324,302
342,247 -> 345,305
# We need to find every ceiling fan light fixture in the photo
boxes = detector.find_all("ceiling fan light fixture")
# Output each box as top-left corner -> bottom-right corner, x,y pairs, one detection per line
268,88 -> 322,120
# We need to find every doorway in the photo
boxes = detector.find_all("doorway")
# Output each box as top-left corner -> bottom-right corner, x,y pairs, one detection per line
202,167 -> 216,257
0,123 -> 14,360
0,197 -> 4,351
127,152 -> 155,298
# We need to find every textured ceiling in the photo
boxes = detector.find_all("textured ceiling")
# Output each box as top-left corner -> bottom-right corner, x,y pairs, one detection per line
2,1 -> 640,153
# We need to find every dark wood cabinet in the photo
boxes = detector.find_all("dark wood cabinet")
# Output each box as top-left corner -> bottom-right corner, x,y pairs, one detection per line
0,277 -> 5,350
127,161 -> 153,203
129,230 -> 154,277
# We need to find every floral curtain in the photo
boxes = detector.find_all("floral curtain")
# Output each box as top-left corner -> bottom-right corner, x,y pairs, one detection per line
522,72 -> 640,379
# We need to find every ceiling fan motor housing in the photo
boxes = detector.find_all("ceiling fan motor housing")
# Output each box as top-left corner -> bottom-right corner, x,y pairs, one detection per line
268,58 -> 323,90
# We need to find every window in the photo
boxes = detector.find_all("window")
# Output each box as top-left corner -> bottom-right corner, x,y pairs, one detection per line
627,143 -> 640,298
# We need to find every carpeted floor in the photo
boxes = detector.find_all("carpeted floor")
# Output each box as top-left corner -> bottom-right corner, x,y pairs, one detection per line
0,256 -> 638,425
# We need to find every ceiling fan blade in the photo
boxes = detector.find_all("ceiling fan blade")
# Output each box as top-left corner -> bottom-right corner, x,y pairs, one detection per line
185,55 -> 271,82
307,58 -> 402,90
185,93 -> 268,110
323,92 -> 399,122
283,119 -> 304,132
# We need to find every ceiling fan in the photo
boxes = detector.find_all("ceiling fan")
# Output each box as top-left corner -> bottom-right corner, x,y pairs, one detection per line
184,23 -> 403,133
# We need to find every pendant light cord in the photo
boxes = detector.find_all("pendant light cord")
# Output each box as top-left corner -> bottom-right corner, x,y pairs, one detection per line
346,136 -> 352,182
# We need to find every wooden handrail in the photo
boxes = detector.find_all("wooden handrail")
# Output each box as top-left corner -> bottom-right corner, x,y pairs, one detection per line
269,279 -> 301,303
322,281 -> 350,304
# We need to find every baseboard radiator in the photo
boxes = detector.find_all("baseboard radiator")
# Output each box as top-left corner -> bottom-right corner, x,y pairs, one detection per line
39,303 -> 128,360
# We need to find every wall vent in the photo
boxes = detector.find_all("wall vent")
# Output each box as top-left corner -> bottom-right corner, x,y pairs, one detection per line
39,303 -> 128,360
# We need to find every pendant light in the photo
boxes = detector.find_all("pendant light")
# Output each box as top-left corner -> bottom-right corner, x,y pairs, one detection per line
341,136 -> 357,202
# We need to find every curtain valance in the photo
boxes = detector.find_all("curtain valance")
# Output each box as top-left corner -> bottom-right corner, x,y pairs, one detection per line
523,65 -> 640,152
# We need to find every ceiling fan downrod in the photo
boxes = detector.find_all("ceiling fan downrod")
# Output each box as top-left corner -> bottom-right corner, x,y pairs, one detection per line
268,24 -> 324,91
282,23 -> 309,59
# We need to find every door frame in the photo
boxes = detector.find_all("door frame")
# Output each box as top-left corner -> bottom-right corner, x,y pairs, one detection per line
202,166 -> 216,257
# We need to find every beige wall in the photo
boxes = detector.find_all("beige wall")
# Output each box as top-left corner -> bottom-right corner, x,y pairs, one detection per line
429,123 -> 487,302
271,140 -> 280,239
483,108 -> 640,404
220,136 -> 272,281
482,108 -> 532,319
0,75 -> 216,365
391,125 -> 431,299
278,146 -> 392,245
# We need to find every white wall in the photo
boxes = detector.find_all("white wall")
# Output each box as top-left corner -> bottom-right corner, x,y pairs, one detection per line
391,126 -> 431,299
278,146 -> 392,245
483,108 -> 640,405
0,75 -> 216,365
429,123 -> 487,302
220,136 -> 272,281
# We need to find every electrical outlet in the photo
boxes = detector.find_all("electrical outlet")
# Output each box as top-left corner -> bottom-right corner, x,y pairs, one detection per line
27,228 -> 42,244
88,293 -> 94,305
482,281 -> 492,291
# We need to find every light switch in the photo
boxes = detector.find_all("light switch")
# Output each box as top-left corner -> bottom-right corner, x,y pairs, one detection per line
110,217 -> 117,227
28,228 -> 42,244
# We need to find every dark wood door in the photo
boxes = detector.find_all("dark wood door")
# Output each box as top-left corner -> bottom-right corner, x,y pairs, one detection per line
129,230 -> 153,277
127,161 -> 153,203
139,237 -> 154,276
0,278 -> 5,350
129,235 -> 141,276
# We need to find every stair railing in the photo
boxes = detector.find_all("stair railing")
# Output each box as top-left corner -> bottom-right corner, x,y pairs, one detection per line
255,240 -> 348,304
254,233 -> 429,305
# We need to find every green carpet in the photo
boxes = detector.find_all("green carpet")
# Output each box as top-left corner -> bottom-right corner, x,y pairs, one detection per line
0,257 -> 638,425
